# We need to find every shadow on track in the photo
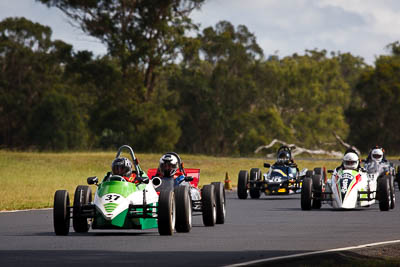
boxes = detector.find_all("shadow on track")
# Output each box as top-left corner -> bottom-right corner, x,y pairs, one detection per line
0,249 -> 307,267
2,248 -> 395,267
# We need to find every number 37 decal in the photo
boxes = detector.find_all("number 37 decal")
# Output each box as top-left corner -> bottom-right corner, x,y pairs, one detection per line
105,194 -> 121,201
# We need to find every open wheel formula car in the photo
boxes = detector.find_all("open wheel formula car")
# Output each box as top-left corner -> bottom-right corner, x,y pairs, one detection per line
301,166 -> 395,211
53,145 -> 179,236
147,152 -> 226,232
238,146 -> 307,199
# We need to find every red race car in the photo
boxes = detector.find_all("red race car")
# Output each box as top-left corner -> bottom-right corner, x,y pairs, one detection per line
147,152 -> 226,232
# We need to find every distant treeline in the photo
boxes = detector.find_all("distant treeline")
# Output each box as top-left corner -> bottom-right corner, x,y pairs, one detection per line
1,0 -> 400,155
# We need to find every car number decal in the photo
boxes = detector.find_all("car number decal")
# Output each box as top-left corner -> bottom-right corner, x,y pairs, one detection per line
104,194 -> 121,202
340,178 -> 351,193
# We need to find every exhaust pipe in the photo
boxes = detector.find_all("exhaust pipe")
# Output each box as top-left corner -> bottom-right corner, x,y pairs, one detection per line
152,177 -> 162,188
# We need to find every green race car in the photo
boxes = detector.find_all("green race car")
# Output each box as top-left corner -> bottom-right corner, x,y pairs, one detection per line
53,145 -> 178,236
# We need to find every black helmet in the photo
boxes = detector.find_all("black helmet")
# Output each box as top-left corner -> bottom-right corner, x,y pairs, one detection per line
277,150 -> 290,164
111,157 -> 133,177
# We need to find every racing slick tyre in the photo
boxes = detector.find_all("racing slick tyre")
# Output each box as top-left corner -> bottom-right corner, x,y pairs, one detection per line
202,184 -> 217,226
301,178 -> 313,210
311,168 -> 323,209
73,185 -> 92,233
378,176 -> 390,211
174,185 -> 192,233
53,190 -> 70,236
313,167 -> 323,176
249,168 -> 261,199
158,190 -> 176,235
389,175 -> 395,209
237,170 -> 249,199
212,182 -> 226,224
396,166 -> 400,191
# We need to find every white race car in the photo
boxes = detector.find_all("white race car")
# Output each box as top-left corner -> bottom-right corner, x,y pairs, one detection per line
364,160 -> 396,209
301,166 -> 394,211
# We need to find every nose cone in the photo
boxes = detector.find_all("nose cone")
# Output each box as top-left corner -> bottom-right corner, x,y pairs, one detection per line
338,186 -> 359,209
341,198 -> 355,209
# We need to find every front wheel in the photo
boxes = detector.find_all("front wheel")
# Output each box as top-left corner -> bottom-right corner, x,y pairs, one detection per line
158,190 -> 176,235
311,169 -> 323,209
202,184 -> 216,226
301,178 -> 313,210
53,190 -> 70,236
174,186 -> 192,233
237,170 -> 249,199
249,168 -> 261,199
73,185 -> 92,233
212,182 -> 226,224
378,176 -> 390,211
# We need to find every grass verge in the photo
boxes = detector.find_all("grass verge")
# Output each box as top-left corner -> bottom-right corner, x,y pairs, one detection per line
0,150 -> 340,210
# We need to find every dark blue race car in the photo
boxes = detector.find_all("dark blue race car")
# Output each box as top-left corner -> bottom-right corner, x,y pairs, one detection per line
237,146 -> 307,199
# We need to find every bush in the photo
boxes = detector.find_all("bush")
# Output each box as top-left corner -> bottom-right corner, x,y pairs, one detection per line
29,91 -> 88,150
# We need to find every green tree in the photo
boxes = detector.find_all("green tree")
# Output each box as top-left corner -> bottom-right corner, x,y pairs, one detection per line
0,17 -> 74,148
36,0 -> 203,151
38,0 -> 205,100
89,93 -> 181,152
346,42 -> 400,153
171,21 -> 264,154
251,50 -> 355,151
171,22 -> 360,155
29,91 -> 88,150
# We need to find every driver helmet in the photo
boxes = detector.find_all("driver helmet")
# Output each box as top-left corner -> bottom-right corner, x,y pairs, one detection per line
159,154 -> 178,177
371,148 -> 384,163
343,152 -> 359,170
277,150 -> 290,164
111,157 -> 133,177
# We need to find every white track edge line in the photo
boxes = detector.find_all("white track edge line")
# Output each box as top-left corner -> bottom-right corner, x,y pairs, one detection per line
0,208 -> 52,213
223,239 -> 400,267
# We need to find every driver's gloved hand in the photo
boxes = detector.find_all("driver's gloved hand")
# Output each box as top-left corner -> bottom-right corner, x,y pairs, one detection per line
174,175 -> 185,185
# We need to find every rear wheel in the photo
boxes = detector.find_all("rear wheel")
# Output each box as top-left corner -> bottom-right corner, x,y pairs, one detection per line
237,170 -> 249,199
73,185 -> 92,233
54,190 -> 70,236
389,175 -> 395,209
301,178 -> 313,210
212,182 -> 226,224
202,184 -> 216,226
397,166 -> 400,191
158,190 -> 176,235
174,186 -> 192,233
249,168 -> 261,199
313,167 -> 322,175
378,176 -> 390,211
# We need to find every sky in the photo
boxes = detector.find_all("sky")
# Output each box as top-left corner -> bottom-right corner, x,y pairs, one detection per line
1,0 -> 400,65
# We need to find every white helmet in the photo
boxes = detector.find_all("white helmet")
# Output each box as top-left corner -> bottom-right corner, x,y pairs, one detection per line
159,154 -> 179,177
371,148 -> 383,163
343,152 -> 359,170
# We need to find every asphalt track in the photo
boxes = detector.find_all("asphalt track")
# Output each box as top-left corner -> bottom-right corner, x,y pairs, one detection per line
1,189 -> 400,267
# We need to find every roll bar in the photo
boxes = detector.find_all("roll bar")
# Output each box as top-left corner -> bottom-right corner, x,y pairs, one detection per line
115,145 -> 140,173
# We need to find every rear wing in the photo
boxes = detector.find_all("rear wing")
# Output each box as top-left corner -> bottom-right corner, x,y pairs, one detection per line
147,168 -> 200,188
